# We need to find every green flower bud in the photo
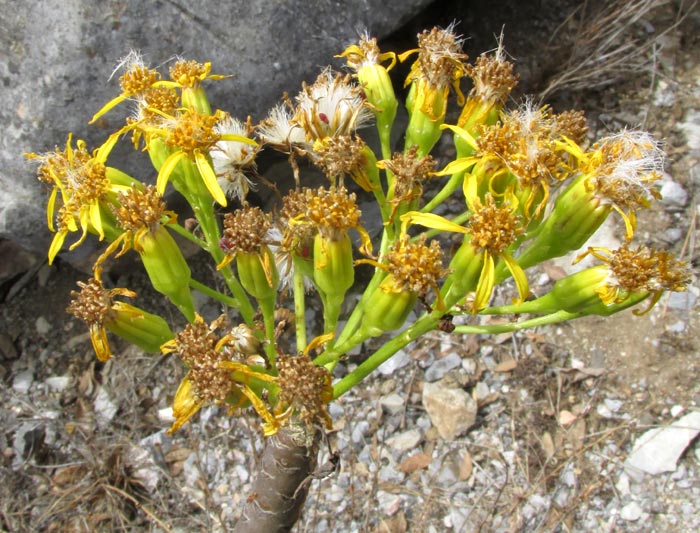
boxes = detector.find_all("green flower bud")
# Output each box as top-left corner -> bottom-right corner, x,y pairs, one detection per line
357,63 -> 397,148
359,276 -> 418,337
404,82 -> 447,156
107,303 -> 174,353
139,226 -> 195,322
237,248 -> 279,302
443,240 -> 486,307
516,174 -> 611,270
313,233 -> 354,298
181,86 -> 212,116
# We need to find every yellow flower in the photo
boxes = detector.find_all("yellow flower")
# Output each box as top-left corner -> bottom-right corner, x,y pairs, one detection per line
141,108 -> 257,206
358,235 -> 448,336
402,194 -> 527,312
26,133 -> 127,263
89,51 -> 161,123
438,103 -> 584,222
337,32 -> 398,150
96,184 -> 195,321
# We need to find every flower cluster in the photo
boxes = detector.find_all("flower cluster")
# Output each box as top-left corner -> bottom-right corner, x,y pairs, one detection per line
27,26 -> 690,445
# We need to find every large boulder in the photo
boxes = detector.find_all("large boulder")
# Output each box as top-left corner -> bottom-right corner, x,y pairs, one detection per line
1,0 -> 431,260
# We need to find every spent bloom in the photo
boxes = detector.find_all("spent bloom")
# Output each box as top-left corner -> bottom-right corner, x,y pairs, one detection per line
400,24 -> 468,120
162,314 -> 280,434
294,69 -> 372,146
67,276 -> 173,362
210,114 -> 259,203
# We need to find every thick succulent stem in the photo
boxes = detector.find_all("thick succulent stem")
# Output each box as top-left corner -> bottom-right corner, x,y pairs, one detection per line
234,423 -> 320,533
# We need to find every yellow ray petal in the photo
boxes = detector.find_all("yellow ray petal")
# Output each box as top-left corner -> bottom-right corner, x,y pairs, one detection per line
195,151 -> 227,206
89,323 -> 112,362
440,124 -> 479,151
473,252 -> 495,313
46,187 -> 58,232
157,151 -> 186,196
400,211 -> 467,235
502,252 -> 529,305
89,94 -> 128,124
433,157 -> 478,177
48,231 -> 67,264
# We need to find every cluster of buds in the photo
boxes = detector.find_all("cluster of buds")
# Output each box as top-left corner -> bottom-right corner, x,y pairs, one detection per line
28,27 -> 690,441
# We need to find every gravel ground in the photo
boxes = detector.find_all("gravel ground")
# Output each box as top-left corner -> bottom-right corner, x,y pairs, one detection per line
1,1 -> 699,531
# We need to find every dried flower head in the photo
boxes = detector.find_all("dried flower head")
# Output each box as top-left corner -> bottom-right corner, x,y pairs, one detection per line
276,353 -> 333,428
112,184 -> 169,235
211,114 -> 258,202
258,100 -> 307,152
294,69 -> 372,143
315,135 -> 372,189
67,277 -> 137,361
378,146 -> 437,215
466,42 -> 518,104
220,206 -> 273,255
583,245 -> 691,309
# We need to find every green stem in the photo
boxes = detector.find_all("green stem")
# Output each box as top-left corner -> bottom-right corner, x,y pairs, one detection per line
452,310 -> 582,335
168,222 -> 208,249
293,263 -> 307,353
332,312 -> 440,398
259,297 -> 277,365
189,278 -> 239,308
421,171 -> 464,213
334,230 -> 392,348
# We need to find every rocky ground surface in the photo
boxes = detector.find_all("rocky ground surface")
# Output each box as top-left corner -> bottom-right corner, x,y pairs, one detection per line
1,1 -> 699,532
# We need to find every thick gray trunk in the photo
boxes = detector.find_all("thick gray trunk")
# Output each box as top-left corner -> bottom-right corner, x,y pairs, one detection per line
233,423 -> 320,533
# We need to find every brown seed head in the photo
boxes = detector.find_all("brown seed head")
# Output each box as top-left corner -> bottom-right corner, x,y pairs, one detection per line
113,185 -> 167,232
466,52 -> 518,104
608,246 -> 690,294
221,206 -> 272,254
67,277 -> 115,326
276,353 -> 332,426
315,135 -> 367,183
413,26 -> 468,89
171,316 -> 236,404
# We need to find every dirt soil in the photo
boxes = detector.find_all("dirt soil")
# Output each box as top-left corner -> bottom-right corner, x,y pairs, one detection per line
1,1 -> 699,532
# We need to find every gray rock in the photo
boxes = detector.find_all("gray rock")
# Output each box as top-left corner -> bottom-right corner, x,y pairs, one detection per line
620,501 -> 643,522
45,376 -> 71,392
3,0 -> 431,257
625,410 -> 700,476
12,369 -> 34,394
385,428 -> 422,452
379,393 -> 405,415
422,379 -> 477,440
659,178 -> 688,207
424,353 -> 462,382
378,348 -> 411,376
